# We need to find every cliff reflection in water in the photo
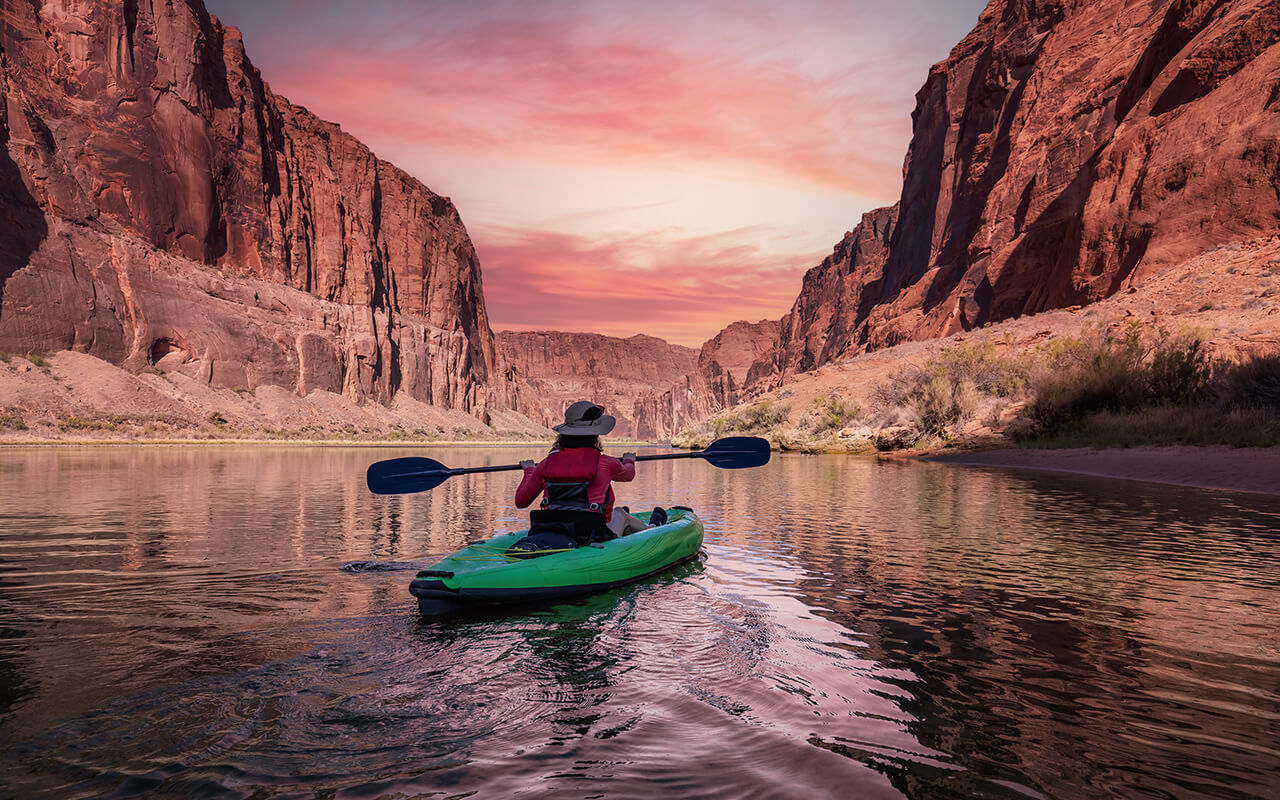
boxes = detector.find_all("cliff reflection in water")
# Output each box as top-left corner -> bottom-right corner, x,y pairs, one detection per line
0,446 -> 1278,799
717,458 -> 1280,799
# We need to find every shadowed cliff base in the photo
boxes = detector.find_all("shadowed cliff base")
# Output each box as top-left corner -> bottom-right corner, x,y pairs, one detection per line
0,349 -> 551,444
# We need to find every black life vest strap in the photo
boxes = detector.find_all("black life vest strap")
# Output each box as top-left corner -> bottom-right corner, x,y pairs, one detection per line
543,481 -> 601,512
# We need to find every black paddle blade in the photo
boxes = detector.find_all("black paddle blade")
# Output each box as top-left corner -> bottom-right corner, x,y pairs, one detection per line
366,457 -> 454,495
698,436 -> 771,469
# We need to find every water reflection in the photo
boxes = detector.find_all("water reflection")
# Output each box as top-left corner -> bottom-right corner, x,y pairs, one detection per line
0,446 -> 1277,798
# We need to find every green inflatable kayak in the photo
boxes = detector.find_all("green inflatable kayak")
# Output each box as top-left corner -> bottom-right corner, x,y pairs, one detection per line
409,507 -> 704,615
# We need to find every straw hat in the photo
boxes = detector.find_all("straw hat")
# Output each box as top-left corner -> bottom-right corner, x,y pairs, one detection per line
553,401 -> 616,436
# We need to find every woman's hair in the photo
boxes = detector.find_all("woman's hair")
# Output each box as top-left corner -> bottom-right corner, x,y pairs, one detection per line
554,434 -> 602,451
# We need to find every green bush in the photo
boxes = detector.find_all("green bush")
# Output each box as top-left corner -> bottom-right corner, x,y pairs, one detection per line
711,401 -> 789,436
801,395 -> 862,435
873,343 -> 1026,438
1027,325 -> 1162,433
24,353 -> 49,368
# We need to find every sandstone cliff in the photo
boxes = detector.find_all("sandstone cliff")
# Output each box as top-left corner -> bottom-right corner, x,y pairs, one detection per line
1,0 -> 513,417
698,318 -> 781,406
749,0 -> 1280,385
498,331 -> 698,440
498,321 -> 785,440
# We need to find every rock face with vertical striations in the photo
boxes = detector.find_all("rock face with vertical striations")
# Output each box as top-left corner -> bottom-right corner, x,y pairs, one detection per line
497,331 -> 699,440
746,207 -> 896,389
0,0 -> 514,417
697,318 -> 781,406
747,0 -> 1280,386
498,322 -> 787,440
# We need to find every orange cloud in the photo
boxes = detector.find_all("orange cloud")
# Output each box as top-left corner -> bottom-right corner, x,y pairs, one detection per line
475,225 -> 815,347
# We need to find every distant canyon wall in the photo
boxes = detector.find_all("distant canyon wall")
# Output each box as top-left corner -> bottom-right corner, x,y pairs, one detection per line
501,321 -> 777,440
745,0 -> 1280,390
0,0 -> 518,417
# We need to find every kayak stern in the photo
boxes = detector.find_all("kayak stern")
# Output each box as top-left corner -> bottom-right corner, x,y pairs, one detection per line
410,507 -> 703,615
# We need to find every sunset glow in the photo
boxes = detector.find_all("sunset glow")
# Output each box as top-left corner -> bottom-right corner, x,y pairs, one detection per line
206,0 -> 988,346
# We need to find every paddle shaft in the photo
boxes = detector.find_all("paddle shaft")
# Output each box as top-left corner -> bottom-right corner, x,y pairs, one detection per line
423,449 -> 716,478
366,436 -> 769,494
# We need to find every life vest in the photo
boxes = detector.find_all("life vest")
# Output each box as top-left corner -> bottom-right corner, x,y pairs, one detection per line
530,447 -> 614,546
537,448 -> 614,514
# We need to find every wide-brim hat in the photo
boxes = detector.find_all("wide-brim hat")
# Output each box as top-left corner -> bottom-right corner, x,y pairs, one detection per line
553,400 -> 616,436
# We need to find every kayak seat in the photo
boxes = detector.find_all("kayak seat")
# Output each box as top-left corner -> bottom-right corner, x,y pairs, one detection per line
530,508 -> 614,545
507,530 -> 579,559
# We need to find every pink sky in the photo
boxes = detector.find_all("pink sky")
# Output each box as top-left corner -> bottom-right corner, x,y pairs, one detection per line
206,0 -> 988,347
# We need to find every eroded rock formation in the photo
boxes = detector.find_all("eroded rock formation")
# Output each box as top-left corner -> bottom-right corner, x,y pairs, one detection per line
1,0 -> 514,416
499,321 -> 786,440
698,318 -> 781,405
498,331 -> 699,439
748,0 -> 1280,386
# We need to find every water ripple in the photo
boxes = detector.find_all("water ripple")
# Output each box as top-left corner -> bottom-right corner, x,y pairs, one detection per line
1,447 -> 1278,798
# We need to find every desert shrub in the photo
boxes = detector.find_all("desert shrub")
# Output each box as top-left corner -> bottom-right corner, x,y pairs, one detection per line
913,377 -> 954,436
1213,354 -> 1280,413
0,410 -> 27,431
24,353 -> 49,367
874,343 -> 1027,438
206,411 -> 228,425
1026,325 -> 1157,433
801,395 -> 862,435
57,416 -> 117,433
930,343 -> 1028,398
675,400 -> 791,447
1150,336 -> 1211,403
711,401 -> 788,436
1025,405 -> 1280,449
1022,325 -> 1273,443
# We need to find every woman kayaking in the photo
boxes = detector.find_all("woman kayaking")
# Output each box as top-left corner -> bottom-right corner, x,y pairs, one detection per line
514,401 -> 655,551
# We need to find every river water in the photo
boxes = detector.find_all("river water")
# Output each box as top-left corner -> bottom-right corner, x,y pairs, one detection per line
0,446 -> 1278,799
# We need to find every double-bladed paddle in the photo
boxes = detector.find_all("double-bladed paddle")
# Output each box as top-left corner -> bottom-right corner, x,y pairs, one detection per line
365,436 -> 771,495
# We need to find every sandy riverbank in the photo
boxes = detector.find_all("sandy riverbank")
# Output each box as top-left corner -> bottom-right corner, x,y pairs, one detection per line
929,446 -> 1280,495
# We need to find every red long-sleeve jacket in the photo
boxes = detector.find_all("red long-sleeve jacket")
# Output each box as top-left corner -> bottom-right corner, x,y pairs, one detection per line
515,447 -> 635,519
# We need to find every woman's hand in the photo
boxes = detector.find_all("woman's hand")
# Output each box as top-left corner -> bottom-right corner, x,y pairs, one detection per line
520,459 -> 536,470
621,452 -> 637,462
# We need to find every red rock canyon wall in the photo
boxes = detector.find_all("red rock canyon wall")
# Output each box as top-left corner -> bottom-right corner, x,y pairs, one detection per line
748,0 -> 1280,387
0,0 -> 514,416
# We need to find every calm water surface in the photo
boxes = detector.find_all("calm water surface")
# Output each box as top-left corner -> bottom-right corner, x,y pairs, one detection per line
1,446 -> 1278,799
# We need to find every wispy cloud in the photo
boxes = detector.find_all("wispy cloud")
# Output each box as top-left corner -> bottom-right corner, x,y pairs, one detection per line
208,0 -> 989,343
476,225 -> 816,347
269,28 -> 909,196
